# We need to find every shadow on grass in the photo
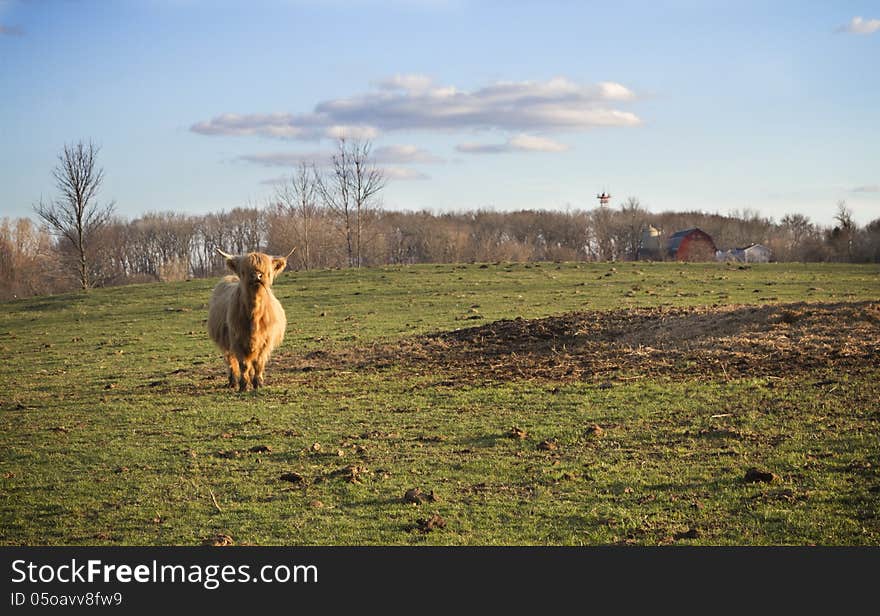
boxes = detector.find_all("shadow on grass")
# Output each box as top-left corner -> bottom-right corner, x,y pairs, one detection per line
14,294 -> 86,312
455,433 -> 509,448
337,497 -> 407,509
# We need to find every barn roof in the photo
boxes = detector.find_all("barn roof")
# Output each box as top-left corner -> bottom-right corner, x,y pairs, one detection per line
667,227 -> 715,256
667,228 -> 698,254
668,228 -> 699,239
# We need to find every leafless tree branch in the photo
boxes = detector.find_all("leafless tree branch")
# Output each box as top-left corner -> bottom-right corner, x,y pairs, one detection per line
34,140 -> 115,288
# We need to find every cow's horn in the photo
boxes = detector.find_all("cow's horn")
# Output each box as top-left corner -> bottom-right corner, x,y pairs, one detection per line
217,248 -> 235,260
284,247 -> 297,259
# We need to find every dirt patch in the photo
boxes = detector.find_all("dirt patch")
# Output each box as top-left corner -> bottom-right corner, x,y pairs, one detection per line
415,513 -> 446,533
202,533 -> 234,546
673,528 -> 701,540
744,467 -> 778,483
585,425 -> 605,438
404,487 -> 438,504
279,472 -> 305,484
537,438 -> 559,451
329,465 -> 368,483
283,301 -> 879,382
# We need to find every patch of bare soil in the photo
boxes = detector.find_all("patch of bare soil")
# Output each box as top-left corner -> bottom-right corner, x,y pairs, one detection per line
201,533 -> 234,546
404,487 -> 438,504
284,301 -> 879,382
744,467 -> 778,483
415,513 -> 446,533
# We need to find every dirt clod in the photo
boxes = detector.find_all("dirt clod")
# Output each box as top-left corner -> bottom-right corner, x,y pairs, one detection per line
202,533 -> 234,546
674,528 -> 701,540
585,425 -> 604,438
279,472 -> 305,483
416,513 -> 446,533
404,487 -> 438,504
744,467 -> 778,483
332,465 -> 367,483
780,310 -> 800,324
537,438 -> 559,451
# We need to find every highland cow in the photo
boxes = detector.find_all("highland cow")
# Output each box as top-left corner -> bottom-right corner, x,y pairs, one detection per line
207,248 -> 294,391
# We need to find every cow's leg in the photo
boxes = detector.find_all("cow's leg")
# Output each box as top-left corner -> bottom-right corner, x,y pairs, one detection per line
252,351 -> 268,390
225,352 -> 240,388
238,358 -> 249,392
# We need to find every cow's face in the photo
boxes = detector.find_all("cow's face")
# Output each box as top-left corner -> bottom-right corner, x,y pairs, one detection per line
226,252 -> 288,290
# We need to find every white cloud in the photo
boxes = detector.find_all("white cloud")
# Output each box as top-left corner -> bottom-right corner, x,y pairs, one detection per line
509,134 -> 570,152
375,73 -> 434,93
314,77 -> 640,132
838,16 -> 880,34
381,166 -> 430,181
191,113 -> 315,138
851,184 -> 879,193
258,163 -> 429,182
455,142 -> 508,154
324,124 -> 380,140
456,133 -> 569,154
239,151 -> 330,167
598,81 -> 636,101
373,144 -> 444,163
192,76 -> 640,140
239,144 -> 442,168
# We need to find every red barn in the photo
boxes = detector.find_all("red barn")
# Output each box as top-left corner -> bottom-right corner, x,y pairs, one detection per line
666,228 -> 717,261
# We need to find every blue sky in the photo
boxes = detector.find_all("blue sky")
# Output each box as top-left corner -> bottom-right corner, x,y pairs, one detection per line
1,0 -> 878,226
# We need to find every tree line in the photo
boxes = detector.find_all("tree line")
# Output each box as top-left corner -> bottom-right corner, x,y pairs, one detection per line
1,139 -> 878,300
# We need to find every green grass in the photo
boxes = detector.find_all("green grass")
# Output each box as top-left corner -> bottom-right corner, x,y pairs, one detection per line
1,261 -> 878,545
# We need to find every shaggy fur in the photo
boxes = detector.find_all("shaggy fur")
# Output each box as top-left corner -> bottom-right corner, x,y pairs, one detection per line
207,250 -> 291,391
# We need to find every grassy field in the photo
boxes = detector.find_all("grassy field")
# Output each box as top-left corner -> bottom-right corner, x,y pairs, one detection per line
1,261 -> 878,545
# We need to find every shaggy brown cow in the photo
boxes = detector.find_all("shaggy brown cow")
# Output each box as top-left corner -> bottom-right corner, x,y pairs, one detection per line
207,248 -> 294,391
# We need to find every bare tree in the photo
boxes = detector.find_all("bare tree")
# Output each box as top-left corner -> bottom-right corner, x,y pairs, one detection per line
350,140 -> 386,267
832,201 -> 857,261
779,213 -> 814,260
226,205 -> 265,254
318,138 -> 386,267
588,204 -> 617,261
275,162 -> 320,269
617,197 -> 649,260
318,139 -> 353,266
0,217 -> 59,299
865,218 -> 880,263
34,140 -> 115,288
